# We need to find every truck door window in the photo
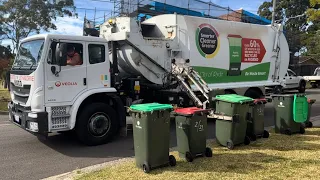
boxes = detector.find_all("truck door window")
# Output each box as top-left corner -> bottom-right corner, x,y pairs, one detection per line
66,43 -> 83,66
88,44 -> 105,64
49,42 -> 83,66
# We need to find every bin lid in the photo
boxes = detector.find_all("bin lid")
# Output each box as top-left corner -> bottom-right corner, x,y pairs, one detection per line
253,98 -> 267,104
215,94 -> 253,104
308,98 -> 316,104
293,95 -> 308,123
129,103 -> 173,112
174,107 -> 204,115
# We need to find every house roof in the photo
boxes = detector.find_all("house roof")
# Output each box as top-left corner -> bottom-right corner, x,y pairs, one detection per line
298,56 -> 320,64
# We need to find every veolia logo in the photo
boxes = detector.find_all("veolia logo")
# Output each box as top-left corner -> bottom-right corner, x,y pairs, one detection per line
55,81 -> 77,87
196,23 -> 220,59
55,81 -> 61,87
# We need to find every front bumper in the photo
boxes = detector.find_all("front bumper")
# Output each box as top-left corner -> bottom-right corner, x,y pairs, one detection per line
8,101 -> 48,137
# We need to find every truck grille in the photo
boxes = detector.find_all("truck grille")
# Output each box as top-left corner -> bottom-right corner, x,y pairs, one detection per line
51,117 -> 68,129
10,83 -> 31,104
51,106 -> 69,130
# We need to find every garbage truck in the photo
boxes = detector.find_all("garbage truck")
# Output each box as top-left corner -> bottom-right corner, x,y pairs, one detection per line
8,13 -> 290,145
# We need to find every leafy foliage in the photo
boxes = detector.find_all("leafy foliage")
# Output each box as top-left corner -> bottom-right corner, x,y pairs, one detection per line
306,0 -> 320,21
257,0 -> 310,55
0,0 -> 77,51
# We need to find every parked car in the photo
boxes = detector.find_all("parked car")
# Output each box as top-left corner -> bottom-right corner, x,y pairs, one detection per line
268,69 -> 306,94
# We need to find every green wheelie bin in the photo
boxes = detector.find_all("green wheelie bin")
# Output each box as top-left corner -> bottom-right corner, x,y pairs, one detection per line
304,98 -> 316,128
174,107 -> 213,162
129,103 -> 176,173
214,94 -> 254,149
271,94 -> 308,135
246,99 -> 270,141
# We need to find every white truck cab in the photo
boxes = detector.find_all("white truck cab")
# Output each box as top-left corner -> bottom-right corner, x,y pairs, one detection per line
8,34 -> 126,146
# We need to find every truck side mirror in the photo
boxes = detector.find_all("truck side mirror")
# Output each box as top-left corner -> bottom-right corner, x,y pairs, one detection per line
55,43 -> 67,66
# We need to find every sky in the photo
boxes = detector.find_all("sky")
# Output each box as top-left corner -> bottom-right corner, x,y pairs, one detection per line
1,0 -> 266,48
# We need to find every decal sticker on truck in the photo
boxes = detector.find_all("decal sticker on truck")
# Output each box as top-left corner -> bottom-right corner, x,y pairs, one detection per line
195,23 -> 220,59
55,81 -> 78,87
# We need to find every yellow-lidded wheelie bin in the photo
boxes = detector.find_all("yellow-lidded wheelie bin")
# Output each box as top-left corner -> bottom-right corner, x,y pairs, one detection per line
271,94 -> 308,135
305,99 -> 316,128
174,107 -> 212,162
129,103 -> 176,173
246,99 -> 270,141
214,94 -> 253,149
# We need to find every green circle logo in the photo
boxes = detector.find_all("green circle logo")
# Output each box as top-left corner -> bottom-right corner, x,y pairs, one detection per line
196,23 -> 220,58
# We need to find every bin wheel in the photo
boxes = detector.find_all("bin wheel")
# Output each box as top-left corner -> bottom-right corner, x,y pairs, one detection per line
244,136 -> 251,145
263,130 -> 270,138
284,129 -> 292,135
205,147 -> 213,157
250,134 -> 257,141
185,152 -> 194,162
142,162 -> 151,173
305,121 -> 313,128
300,126 -> 305,134
227,140 -> 234,150
169,155 -> 176,166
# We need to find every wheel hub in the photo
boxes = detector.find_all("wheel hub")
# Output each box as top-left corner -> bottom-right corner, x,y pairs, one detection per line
88,113 -> 111,137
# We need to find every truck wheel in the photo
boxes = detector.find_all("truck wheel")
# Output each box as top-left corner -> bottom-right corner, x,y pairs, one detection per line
76,102 -> 118,146
298,81 -> 306,93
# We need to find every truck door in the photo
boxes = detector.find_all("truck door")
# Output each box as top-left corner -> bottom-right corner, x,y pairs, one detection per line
86,42 -> 110,89
45,40 -> 87,104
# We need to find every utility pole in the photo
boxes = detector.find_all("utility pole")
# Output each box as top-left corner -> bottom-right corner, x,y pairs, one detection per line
271,0 -> 277,26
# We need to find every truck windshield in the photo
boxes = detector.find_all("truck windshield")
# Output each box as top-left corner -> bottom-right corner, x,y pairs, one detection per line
12,39 -> 45,70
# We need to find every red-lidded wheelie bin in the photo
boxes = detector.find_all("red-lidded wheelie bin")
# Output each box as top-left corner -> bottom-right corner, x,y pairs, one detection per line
174,107 -> 212,162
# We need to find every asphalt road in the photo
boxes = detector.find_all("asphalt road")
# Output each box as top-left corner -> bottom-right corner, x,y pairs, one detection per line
1,89 -> 320,180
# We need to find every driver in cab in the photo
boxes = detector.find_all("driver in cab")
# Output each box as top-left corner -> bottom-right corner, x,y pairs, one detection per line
67,45 -> 82,66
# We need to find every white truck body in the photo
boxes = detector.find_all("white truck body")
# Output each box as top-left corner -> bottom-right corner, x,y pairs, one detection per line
101,14 -> 290,90
303,76 -> 320,81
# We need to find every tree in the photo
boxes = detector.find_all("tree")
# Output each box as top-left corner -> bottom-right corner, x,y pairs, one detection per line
302,30 -> 320,58
306,0 -> 320,21
0,0 -> 77,51
257,0 -> 310,56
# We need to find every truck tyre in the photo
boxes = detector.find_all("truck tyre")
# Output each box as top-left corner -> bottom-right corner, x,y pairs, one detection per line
298,81 -> 306,93
76,102 -> 118,146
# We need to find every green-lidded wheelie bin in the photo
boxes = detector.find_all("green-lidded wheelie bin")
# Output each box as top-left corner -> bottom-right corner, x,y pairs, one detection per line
215,94 -> 254,150
271,94 -> 308,135
174,107 -> 212,162
246,99 -> 270,141
129,103 -> 176,173
305,98 -> 316,128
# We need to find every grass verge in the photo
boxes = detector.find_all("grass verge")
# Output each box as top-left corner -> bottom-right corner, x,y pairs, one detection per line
76,128 -> 320,180
0,89 -> 10,111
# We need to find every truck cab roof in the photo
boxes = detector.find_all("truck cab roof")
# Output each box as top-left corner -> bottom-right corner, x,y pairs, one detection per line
21,34 -> 108,43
